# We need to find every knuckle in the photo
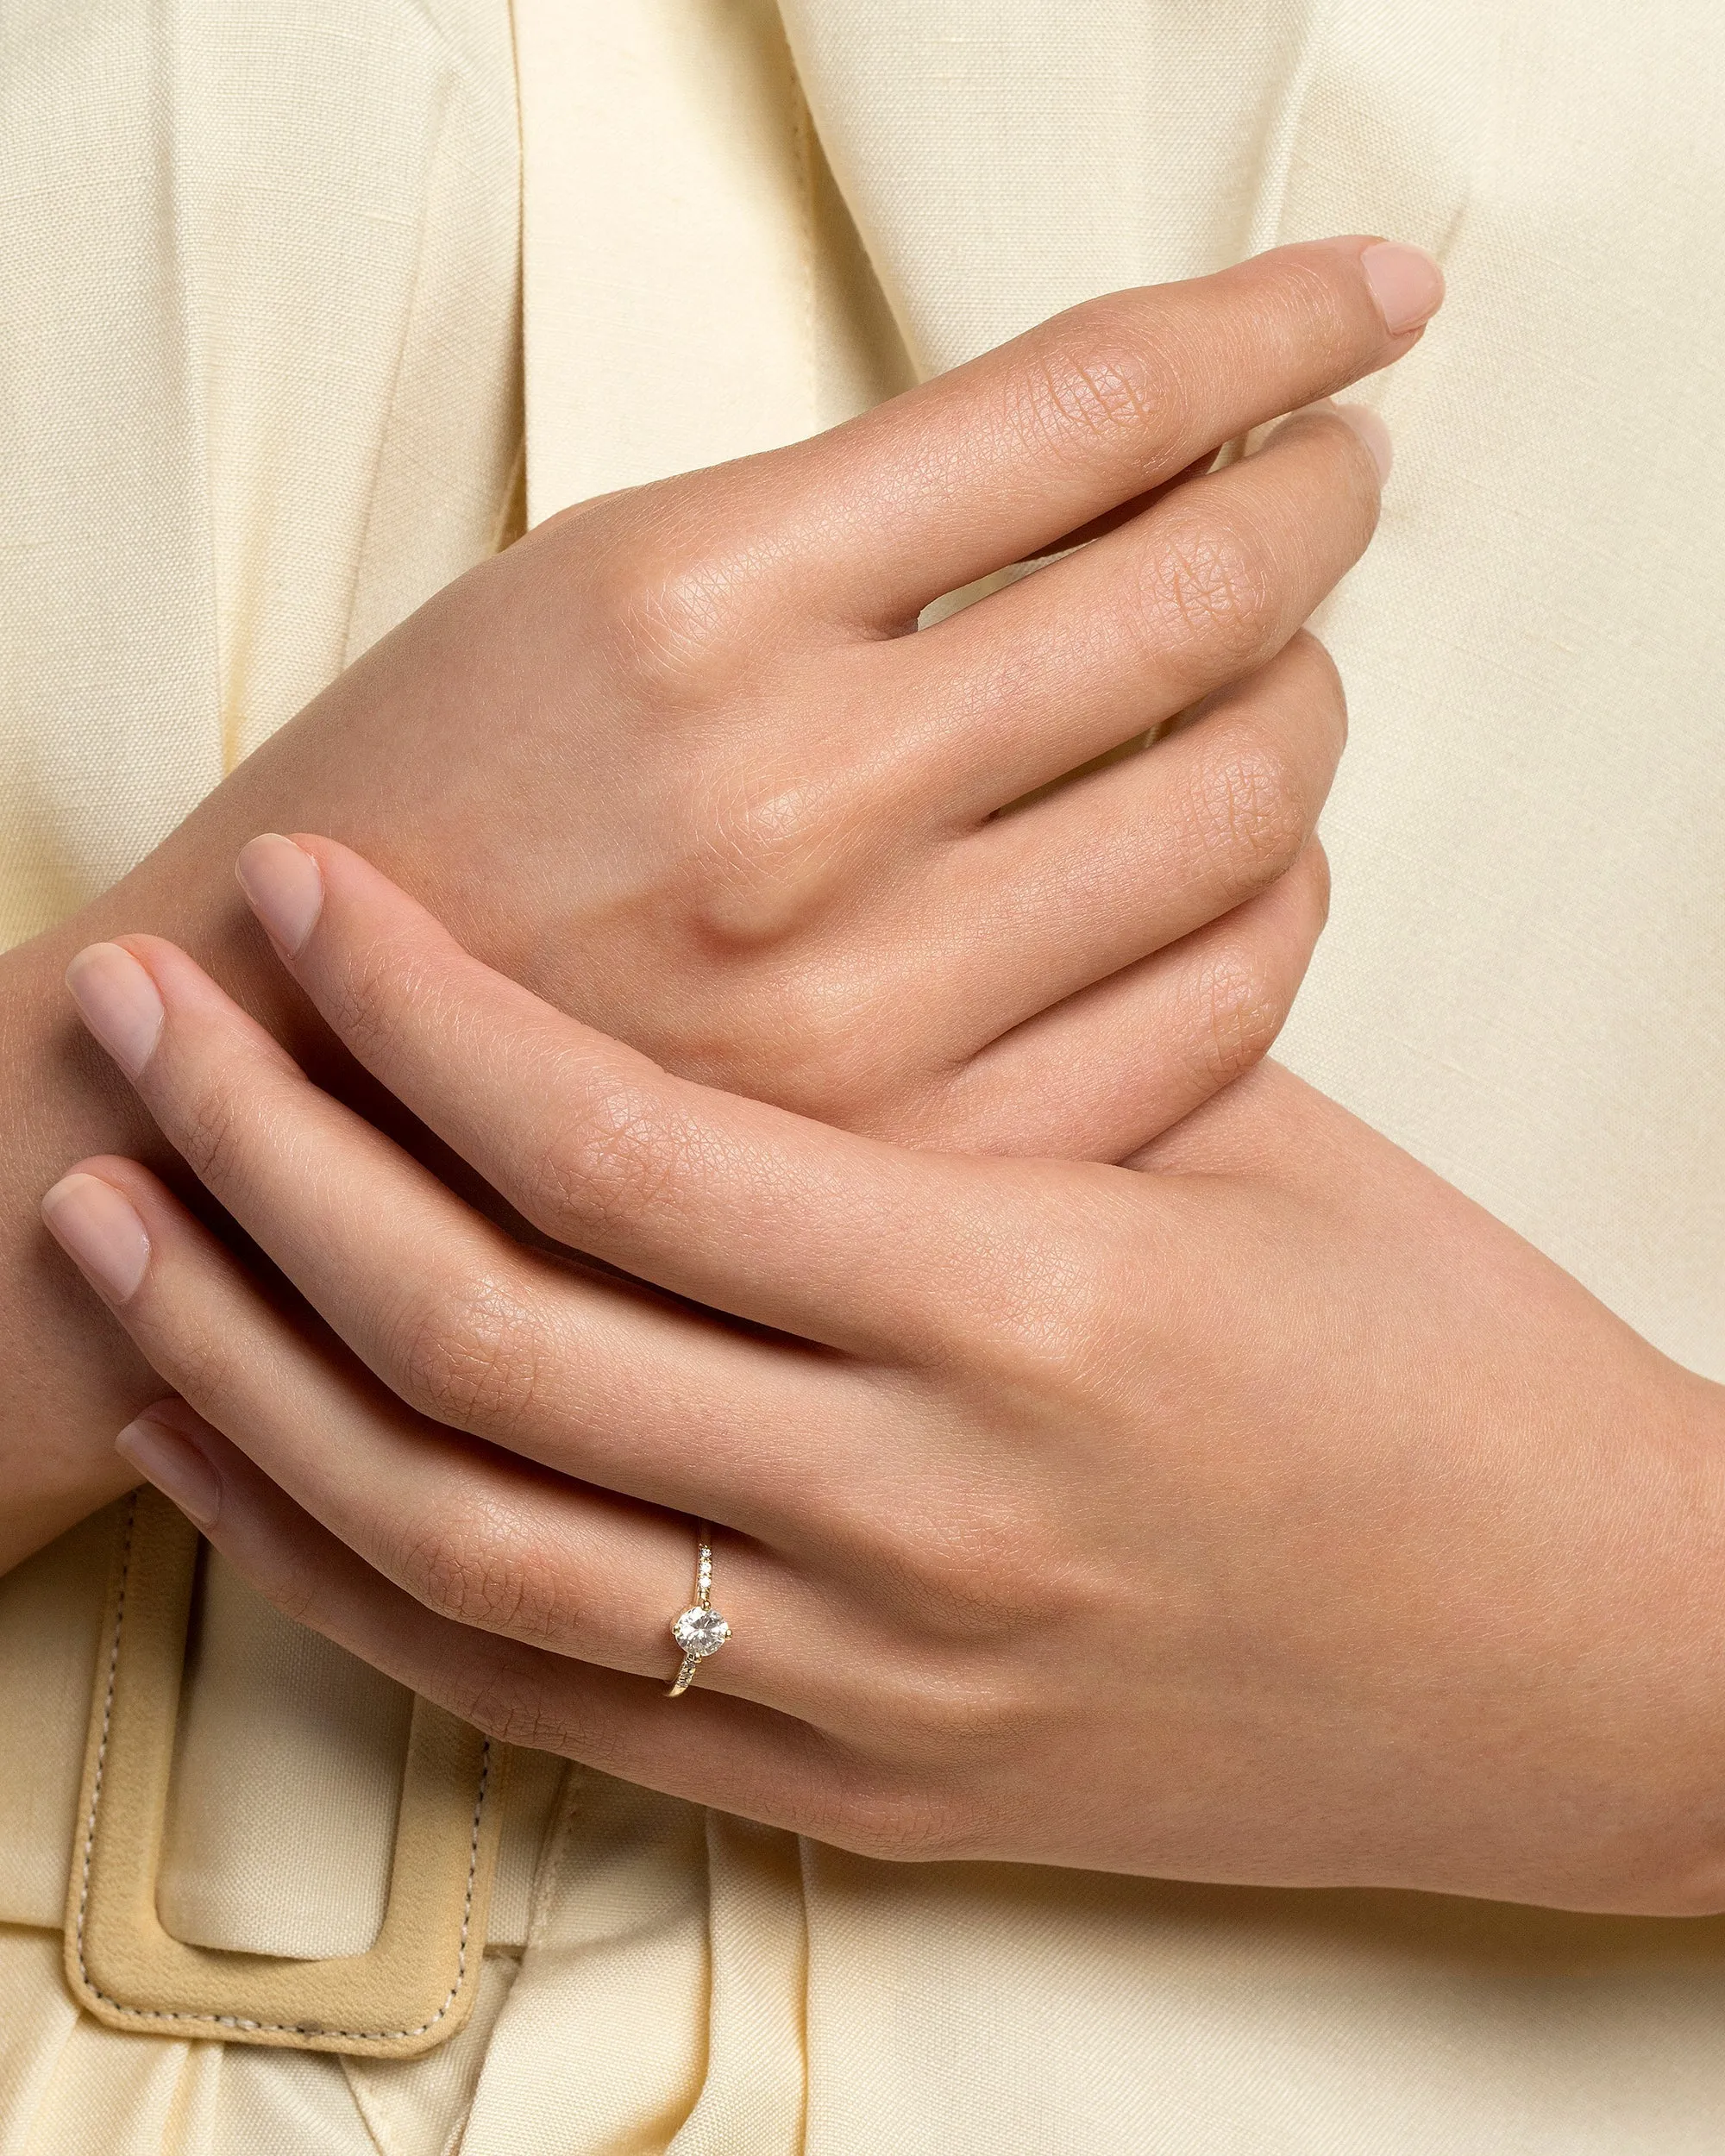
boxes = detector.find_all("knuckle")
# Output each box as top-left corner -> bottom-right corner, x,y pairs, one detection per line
1189,721 -> 1311,883
1137,512 -> 1275,674
391,1271 -> 548,1436
867,1462 -> 1084,1651
678,763 -> 847,954
882,1659 -> 1026,1757
827,1776 -> 976,1865
953,1262 -> 1128,1421
390,1504 -> 572,1645
582,511 -> 750,700
1189,943 -> 1285,1089
737,957 -> 894,1118
528,1079 -> 692,1240
448,1658 -> 573,1754
1261,250 -> 1375,374
392,1507 -> 514,1628
890,1507 -> 1033,1640
174,1071 -> 254,1194
1013,313 -> 1189,464
260,1560 -> 321,1632
317,932 -> 418,1071
160,1317 -> 242,1421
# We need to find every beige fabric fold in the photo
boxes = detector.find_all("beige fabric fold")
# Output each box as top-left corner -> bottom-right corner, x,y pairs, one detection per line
1,0 -> 550,2110
514,0 -> 911,526
459,1781 -> 810,2156
0,1516 -> 116,1935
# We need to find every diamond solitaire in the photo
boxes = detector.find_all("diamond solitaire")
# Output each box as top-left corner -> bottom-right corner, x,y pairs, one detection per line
673,1605 -> 731,1658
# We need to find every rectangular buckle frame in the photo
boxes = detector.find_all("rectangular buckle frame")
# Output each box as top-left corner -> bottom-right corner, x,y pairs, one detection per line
64,1489 -> 506,2057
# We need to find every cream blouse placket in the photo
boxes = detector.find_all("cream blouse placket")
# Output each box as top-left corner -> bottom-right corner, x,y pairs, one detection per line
2,0 -> 1723,2151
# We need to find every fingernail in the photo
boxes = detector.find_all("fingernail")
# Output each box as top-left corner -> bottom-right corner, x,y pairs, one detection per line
41,1173 -> 151,1303
1331,402 -> 1394,483
1360,241 -> 1445,335
65,943 -> 164,1078
116,1408 -> 221,1529
236,834 -> 323,956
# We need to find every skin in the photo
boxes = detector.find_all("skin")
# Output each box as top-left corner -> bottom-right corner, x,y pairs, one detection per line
3,235 -> 1418,1570
44,839 -> 1725,1915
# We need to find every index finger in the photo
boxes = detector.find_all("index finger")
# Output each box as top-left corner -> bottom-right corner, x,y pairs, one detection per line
229,834 -> 1041,1360
758,235 -> 1442,623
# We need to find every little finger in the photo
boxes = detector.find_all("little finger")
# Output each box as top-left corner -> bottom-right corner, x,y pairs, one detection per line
911,843 -> 1331,1161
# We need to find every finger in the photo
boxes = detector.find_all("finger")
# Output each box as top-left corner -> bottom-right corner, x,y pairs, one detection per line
43,1163 -> 707,1670
59,1175 -> 994,1740
70,873 -> 994,1362
1026,447 -> 1220,561
53,932 -> 929,1522
41,1163 -> 866,1703
114,1401 -> 881,1844
899,402 -> 1382,815
222,837 -> 1044,1348
43,962 -> 901,1518
895,630 -> 1346,1051
912,843 -> 1331,1163
752,235 -> 1440,624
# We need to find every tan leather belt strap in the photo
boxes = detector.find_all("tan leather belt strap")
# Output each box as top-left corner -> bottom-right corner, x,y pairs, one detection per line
63,1489 -> 507,2057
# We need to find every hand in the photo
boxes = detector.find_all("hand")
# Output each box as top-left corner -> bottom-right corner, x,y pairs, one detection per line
3,234 -> 1436,1562
47,837 -> 1725,1914
84,239 -> 1420,1148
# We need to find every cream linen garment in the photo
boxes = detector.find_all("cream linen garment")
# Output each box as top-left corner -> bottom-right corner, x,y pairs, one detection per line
3,1 -> 1724,2152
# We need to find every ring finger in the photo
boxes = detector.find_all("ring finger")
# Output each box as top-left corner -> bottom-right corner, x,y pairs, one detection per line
121,1407 -> 868,1833
41,1156 -> 869,1717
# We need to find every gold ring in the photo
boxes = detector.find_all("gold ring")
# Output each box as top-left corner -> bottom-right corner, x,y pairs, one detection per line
668,1523 -> 731,1696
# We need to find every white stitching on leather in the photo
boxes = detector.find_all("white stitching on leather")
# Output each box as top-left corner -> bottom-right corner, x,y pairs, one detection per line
73,1495 -> 492,2042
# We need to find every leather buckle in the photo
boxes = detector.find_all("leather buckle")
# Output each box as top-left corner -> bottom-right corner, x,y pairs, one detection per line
63,1489 -> 506,2056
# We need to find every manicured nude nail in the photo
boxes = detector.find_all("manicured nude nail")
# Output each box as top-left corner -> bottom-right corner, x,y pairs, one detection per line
116,1409 -> 221,1529
65,943 -> 163,1078
41,1172 -> 151,1303
1360,241 -> 1445,335
235,833 -> 323,956
1331,402 -> 1394,483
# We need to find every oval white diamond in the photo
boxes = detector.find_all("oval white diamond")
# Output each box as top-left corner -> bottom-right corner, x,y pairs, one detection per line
672,1605 -> 731,1658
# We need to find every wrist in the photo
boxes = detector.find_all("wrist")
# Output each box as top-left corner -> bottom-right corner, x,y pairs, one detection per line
0,817 -> 322,1571
1609,1363 -> 1725,1915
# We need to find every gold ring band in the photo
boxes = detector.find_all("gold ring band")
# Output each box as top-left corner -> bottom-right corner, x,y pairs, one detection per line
668,1524 -> 731,1696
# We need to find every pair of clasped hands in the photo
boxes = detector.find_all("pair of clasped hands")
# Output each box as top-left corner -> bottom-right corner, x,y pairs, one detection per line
32,239 -> 1725,1915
